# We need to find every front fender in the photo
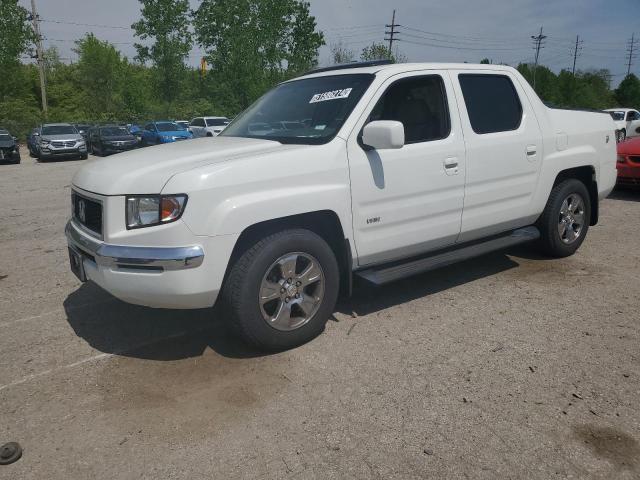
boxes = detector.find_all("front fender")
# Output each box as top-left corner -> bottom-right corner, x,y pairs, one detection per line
163,140 -> 354,241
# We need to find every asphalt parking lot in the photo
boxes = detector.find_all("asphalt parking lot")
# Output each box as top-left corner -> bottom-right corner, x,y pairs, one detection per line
0,146 -> 639,479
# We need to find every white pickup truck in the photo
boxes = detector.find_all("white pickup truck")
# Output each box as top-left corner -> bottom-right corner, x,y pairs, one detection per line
66,61 -> 617,350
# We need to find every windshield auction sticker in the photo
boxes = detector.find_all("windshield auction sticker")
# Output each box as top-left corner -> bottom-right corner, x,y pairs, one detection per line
309,88 -> 353,103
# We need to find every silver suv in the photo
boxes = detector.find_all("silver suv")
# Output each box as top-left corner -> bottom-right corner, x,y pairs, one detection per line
37,123 -> 88,161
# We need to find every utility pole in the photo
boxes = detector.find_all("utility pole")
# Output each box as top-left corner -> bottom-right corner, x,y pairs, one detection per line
626,33 -> 638,76
572,35 -> 583,75
30,0 -> 48,117
531,26 -> 547,90
385,10 -> 400,60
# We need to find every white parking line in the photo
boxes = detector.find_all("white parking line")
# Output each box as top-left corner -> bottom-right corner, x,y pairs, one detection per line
0,328 -> 209,393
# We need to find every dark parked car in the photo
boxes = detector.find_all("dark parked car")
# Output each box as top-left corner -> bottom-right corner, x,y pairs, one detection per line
27,127 -> 41,157
73,124 -> 92,142
89,125 -> 139,156
0,129 -> 21,164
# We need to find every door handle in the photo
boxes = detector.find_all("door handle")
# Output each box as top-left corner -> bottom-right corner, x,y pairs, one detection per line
526,145 -> 537,156
444,157 -> 459,175
444,157 -> 458,168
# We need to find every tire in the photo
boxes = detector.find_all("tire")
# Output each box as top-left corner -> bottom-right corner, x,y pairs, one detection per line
206,132 -> 213,137
80,153 -> 88,160
537,178 -> 591,258
221,229 -> 340,351
13,155 -> 21,164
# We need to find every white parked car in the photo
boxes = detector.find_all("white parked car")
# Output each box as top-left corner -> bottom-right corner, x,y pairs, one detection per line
189,116 -> 230,137
66,61 -> 617,350
604,108 -> 640,142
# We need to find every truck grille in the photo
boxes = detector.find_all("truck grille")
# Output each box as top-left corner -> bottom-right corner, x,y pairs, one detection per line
72,192 -> 103,237
52,140 -> 76,148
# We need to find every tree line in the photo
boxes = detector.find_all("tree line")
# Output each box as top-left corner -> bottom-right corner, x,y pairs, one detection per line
2,0 -> 640,139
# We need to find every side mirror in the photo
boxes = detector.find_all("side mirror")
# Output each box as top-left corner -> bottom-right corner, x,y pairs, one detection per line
362,120 -> 405,150
33,132 -> 40,137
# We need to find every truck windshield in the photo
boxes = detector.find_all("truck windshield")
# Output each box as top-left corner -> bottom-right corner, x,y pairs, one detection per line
221,74 -> 375,145
42,125 -> 77,135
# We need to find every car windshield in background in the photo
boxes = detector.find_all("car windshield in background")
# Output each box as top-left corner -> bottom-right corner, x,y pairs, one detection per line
221,74 -> 375,145
42,125 -> 77,136
609,111 -> 625,121
101,127 -> 130,136
0,134 -> 12,142
205,118 -> 229,127
156,122 -> 182,132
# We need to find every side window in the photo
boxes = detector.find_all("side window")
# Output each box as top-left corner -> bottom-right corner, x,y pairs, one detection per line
626,111 -> 639,121
369,75 -> 450,144
192,118 -> 204,127
145,124 -> 154,131
459,74 -> 522,134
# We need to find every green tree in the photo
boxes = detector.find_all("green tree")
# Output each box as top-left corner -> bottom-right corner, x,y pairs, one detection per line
0,0 -> 35,101
331,41 -> 355,65
132,0 -> 192,103
360,42 -> 406,63
74,34 -> 127,119
615,74 -> 640,107
193,0 -> 324,112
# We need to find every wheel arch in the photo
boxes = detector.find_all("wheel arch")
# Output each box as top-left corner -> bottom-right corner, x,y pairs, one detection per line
552,165 -> 599,225
224,210 -> 353,297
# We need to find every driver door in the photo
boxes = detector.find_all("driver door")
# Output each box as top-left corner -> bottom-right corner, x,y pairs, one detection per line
347,71 -> 466,266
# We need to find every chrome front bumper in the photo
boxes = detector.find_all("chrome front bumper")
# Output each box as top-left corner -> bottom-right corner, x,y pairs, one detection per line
65,220 -> 204,271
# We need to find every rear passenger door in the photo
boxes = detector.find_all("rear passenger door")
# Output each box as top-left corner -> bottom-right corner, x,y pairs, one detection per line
451,70 -> 543,242
348,71 -> 466,266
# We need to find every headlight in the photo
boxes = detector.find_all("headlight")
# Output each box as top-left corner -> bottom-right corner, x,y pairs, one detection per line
126,194 -> 187,229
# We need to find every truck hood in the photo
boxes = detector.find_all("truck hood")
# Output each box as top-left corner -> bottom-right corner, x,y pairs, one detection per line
72,136 -> 302,195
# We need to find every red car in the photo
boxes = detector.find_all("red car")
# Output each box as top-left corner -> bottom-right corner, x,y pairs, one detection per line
617,137 -> 640,186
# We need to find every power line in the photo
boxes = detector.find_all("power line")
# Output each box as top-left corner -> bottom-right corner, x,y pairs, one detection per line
40,18 -> 130,29
396,38 -> 531,52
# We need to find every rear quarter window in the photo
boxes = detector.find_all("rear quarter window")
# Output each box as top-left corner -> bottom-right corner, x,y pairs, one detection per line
459,74 -> 522,134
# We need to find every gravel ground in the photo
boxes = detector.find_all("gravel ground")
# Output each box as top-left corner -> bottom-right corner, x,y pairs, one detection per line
0,147 -> 639,479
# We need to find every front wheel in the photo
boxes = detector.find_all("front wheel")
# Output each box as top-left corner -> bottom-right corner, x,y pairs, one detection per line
221,229 -> 340,351
537,179 -> 591,258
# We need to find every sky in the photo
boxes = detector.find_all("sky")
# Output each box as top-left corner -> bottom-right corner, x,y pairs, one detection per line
19,0 -> 640,85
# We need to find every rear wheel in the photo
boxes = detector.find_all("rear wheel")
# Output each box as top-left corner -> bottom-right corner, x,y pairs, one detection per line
537,179 -> 591,257
221,229 -> 340,351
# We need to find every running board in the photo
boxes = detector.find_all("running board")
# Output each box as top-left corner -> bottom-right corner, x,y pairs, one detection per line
355,226 -> 540,285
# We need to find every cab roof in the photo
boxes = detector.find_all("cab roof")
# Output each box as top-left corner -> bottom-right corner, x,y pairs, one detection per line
296,62 -> 519,81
